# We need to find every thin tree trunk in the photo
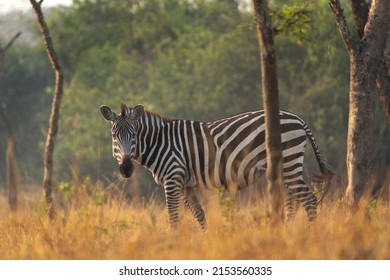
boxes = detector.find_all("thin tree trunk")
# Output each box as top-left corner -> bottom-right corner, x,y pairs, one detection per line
329,0 -> 390,212
30,0 -> 65,219
0,32 -> 22,211
253,0 -> 284,223
0,105 -> 19,211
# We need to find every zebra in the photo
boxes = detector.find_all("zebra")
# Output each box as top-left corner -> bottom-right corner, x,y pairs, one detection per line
100,102 -> 334,228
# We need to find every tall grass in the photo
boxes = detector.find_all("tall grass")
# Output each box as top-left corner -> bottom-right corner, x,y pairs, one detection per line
0,181 -> 389,260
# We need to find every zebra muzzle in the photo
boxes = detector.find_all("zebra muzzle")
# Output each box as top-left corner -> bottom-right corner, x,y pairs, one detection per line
119,156 -> 134,178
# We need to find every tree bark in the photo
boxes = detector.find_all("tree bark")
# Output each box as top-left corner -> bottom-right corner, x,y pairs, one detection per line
253,0 -> 284,223
329,0 -> 390,212
30,0 -> 65,219
376,60 -> 390,127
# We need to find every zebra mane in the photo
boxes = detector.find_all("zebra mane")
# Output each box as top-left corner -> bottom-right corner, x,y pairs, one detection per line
142,109 -> 172,123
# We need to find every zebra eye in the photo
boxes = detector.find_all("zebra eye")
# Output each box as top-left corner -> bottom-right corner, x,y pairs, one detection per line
113,148 -> 120,153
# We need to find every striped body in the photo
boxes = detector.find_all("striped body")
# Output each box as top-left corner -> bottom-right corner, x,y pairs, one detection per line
101,103 -> 333,228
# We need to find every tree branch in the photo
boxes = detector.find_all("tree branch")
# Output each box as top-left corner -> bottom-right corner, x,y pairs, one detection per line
329,0 -> 355,52
368,0 -> 390,126
31,0 -> 44,6
0,32 -> 22,84
361,0 -> 390,76
30,0 -> 61,72
1,32 -> 22,54
349,0 -> 370,38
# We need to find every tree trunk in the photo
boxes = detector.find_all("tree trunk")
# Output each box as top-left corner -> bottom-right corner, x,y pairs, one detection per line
0,32 -> 22,211
330,0 -> 390,212
349,0 -> 390,212
253,0 -> 284,223
350,0 -> 390,127
345,54 -> 376,211
30,0 -> 65,219
0,105 -> 19,211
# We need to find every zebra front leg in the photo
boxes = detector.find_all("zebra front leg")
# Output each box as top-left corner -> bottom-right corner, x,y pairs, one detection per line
183,187 -> 206,229
164,181 -> 182,229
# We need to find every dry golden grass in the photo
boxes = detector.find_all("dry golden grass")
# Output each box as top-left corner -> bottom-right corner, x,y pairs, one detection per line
0,185 -> 389,260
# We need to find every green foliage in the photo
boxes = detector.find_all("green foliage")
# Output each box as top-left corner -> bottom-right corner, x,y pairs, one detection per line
275,0 -> 350,161
59,181 -> 73,198
114,219 -> 132,231
1,0 -> 388,195
93,191 -> 107,206
367,199 -> 378,217
271,1 -> 313,44
216,186 -> 236,221
49,0 -> 263,180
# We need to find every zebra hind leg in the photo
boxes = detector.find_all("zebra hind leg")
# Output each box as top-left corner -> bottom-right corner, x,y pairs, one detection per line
291,184 -> 318,223
300,189 -> 318,222
284,188 -> 299,222
183,187 -> 206,229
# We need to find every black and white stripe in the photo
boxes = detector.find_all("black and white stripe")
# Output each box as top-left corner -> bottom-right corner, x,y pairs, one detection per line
101,102 -> 333,228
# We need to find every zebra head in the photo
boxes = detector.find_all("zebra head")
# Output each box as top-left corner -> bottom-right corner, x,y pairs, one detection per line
100,102 -> 144,178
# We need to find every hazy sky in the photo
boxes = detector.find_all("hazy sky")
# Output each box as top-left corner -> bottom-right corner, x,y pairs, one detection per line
0,0 -> 72,13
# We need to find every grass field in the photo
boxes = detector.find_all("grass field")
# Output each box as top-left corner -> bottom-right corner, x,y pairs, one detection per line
0,182 -> 389,260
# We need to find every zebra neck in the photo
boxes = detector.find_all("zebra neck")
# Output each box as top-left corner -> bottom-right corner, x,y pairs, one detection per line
135,111 -> 169,170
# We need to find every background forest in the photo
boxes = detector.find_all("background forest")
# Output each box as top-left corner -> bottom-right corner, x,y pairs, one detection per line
0,0 -> 389,200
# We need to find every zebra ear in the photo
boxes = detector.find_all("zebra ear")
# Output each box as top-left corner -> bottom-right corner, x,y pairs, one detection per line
100,105 -> 117,122
131,104 -> 144,120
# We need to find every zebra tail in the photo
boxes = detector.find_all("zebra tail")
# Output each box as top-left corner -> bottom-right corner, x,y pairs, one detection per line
302,122 -> 336,204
